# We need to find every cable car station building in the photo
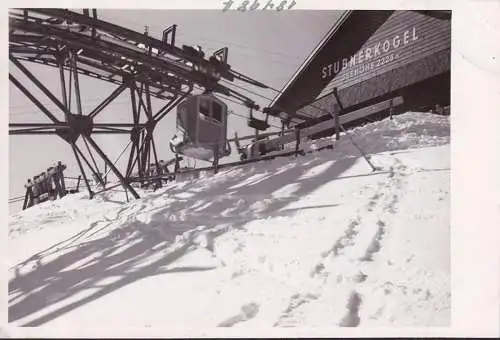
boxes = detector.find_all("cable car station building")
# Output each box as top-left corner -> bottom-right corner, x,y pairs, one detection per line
269,10 -> 451,133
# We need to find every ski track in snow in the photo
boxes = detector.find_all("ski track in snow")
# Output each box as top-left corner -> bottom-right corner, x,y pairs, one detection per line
274,156 -> 410,327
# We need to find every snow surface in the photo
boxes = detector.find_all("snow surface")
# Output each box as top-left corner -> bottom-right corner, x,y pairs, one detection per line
7,112 -> 450,332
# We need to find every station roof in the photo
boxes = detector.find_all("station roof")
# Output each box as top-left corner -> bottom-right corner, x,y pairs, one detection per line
268,10 -> 451,124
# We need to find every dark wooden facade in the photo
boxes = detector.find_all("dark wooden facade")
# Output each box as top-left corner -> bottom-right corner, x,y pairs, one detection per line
270,10 -> 451,125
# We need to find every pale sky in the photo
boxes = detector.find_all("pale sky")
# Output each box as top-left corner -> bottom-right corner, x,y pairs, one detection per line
9,9 -> 342,212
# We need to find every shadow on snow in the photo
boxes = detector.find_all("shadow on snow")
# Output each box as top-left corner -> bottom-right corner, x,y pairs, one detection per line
9,116 -> 449,326
9,151 -> 359,326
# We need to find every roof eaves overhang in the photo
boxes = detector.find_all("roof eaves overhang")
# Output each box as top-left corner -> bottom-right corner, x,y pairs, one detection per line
268,10 -> 353,112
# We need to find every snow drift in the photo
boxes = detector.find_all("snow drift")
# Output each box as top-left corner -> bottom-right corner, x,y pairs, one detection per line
7,112 -> 450,331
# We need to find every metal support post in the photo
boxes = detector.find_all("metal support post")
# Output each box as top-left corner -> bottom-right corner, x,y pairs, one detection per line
70,142 -> 94,198
85,135 -> 140,199
333,103 -> 340,141
295,128 -> 300,156
331,87 -> 379,172
69,50 -> 83,115
213,143 -> 220,174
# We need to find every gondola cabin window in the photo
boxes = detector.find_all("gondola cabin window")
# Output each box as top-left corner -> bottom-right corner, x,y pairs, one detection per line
198,96 -> 223,124
212,101 -> 223,123
177,101 -> 188,133
199,97 -> 211,119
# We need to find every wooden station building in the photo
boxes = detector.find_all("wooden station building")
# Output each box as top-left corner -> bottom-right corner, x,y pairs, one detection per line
268,10 -> 451,133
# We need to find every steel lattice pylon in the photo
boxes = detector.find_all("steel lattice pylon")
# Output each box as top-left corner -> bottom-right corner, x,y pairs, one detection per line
9,8 -> 265,200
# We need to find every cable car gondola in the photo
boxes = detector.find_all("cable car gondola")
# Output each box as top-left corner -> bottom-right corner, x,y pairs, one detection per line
169,93 -> 231,161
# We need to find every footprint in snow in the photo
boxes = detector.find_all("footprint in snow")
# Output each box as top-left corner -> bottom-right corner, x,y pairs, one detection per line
217,302 -> 260,327
339,291 -> 362,327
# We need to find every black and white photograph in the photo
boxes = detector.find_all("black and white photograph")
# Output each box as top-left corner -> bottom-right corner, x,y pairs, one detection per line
3,2 -> 498,337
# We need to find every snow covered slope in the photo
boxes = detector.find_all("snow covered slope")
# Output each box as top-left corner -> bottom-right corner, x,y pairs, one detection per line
7,112 -> 450,331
